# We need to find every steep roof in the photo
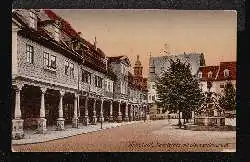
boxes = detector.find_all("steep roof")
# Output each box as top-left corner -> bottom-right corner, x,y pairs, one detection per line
199,61 -> 236,82
43,9 -> 78,37
12,9 -> 108,73
217,61 -> 236,81
43,9 -> 106,59
199,66 -> 219,81
108,55 -> 131,66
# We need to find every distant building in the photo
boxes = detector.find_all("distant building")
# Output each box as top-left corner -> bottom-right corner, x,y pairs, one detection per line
128,55 -> 148,120
198,61 -> 236,94
147,52 -> 205,116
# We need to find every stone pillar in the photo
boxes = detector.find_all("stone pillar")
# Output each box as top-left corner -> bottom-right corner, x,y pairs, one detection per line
92,98 -> 97,124
37,87 -> 47,134
129,104 -> 133,121
83,95 -> 89,126
117,100 -> 122,122
99,98 -> 104,122
12,84 -> 24,139
145,105 -> 150,120
72,93 -> 79,128
124,102 -> 129,121
109,100 -> 113,122
57,90 -> 65,131
133,105 -> 136,121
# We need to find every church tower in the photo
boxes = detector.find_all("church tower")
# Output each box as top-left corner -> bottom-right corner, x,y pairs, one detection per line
134,55 -> 143,77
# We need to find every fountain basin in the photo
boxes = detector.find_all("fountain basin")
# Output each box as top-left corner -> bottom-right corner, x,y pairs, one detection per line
194,117 -> 225,126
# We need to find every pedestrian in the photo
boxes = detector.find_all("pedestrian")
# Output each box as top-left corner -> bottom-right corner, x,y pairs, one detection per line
168,114 -> 170,123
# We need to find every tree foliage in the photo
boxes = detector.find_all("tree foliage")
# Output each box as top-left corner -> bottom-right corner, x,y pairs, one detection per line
156,59 -> 204,124
219,81 -> 236,111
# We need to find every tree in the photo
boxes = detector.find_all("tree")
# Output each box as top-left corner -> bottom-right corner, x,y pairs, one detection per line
219,81 -> 236,111
156,59 -> 203,128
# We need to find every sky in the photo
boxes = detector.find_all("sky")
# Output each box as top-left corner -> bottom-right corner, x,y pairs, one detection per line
53,9 -> 237,77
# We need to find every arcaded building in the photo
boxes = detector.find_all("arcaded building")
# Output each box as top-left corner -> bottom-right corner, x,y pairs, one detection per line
12,9 -> 147,140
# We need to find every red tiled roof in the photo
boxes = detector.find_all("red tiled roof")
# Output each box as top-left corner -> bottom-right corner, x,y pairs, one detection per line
43,9 -> 78,37
199,61 -> 236,81
199,66 -> 219,81
217,61 -> 236,81
44,9 -> 106,59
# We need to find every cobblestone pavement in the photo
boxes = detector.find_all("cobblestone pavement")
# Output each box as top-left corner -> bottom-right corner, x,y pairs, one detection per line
12,119 -> 236,152
12,121 -> 140,145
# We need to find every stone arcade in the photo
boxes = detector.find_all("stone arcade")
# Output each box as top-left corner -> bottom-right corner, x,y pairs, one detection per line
12,9 -> 148,140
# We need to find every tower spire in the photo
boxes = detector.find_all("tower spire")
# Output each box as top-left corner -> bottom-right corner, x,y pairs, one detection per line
94,36 -> 97,49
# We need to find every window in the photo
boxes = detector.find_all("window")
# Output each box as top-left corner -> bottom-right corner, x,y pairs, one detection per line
208,71 -> 213,78
54,26 -> 60,42
107,81 -> 111,92
69,63 -> 74,77
82,70 -> 91,84
29,11 -> 36,29
110,82 -> 113,92
152,95 -> 155,101
220,83 -> 224,88
43,52 -> 49,66
26,44 -> 34,63
224,69 -> 230,78
64,61 -> 69,75
198,72 -> 202,78
82,71 -> 87,82
50,55 -> 56,69
94,75 -> 102,88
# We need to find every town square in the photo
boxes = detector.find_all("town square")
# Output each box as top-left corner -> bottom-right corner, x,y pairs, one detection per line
11,9 -> 236,152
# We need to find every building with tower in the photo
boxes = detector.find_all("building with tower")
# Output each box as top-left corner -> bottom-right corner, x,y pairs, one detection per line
128,55 -> 149,120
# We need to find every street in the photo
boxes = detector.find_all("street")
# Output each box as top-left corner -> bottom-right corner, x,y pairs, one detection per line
12,120 -> 236,152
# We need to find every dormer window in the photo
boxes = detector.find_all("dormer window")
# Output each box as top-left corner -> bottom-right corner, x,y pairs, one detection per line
224,69 -> 230,78
208,71 -> 213,78
54,25 -> 60,42
29,11 -> 37,29
198,72 -> 202,79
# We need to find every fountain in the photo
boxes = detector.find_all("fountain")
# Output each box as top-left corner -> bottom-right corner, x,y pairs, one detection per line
184,81 -> 234,131
194,90 -> 225,127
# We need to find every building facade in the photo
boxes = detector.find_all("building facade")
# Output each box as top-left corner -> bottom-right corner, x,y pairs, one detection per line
12,9 -> 147,140
198,61 -> 236,94
128,55 -> 149,120
147,52 -> 206,116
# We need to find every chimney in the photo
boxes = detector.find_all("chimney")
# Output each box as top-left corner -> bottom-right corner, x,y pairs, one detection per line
54,19 -> 60,42
93,36 -> 97,49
